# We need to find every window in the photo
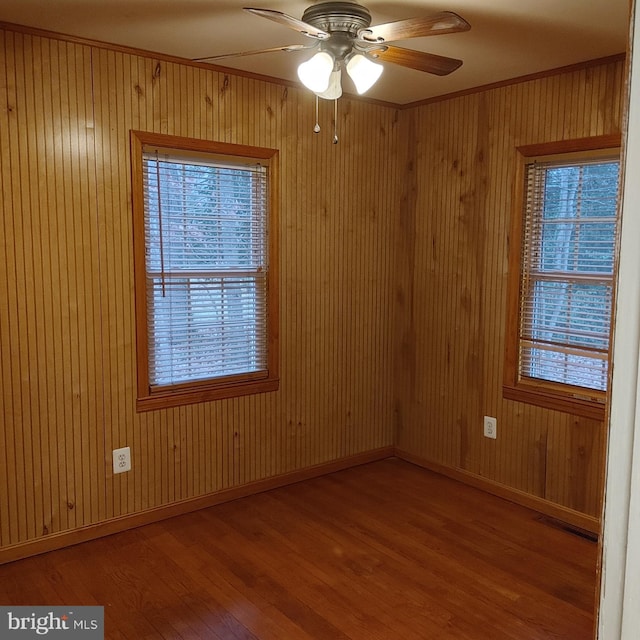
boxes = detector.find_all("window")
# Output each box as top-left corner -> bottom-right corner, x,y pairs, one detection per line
504,136 -> 621,419
131,132 -> 279,411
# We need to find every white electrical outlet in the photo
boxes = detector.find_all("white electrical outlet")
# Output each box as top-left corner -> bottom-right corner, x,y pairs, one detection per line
483,416 -> 497,439
113,447 -> 131,474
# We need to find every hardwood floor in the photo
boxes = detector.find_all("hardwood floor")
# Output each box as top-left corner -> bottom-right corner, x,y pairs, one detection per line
0,458 -> 597,639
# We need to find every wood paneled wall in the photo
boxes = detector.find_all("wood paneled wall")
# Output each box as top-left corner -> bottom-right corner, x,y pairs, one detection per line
395,58 -> 625,520
0,23 -> 626,555
0,27 -> 401,552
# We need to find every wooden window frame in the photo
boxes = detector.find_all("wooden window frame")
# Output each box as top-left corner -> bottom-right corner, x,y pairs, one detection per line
503,134 -> 621,420
131,131 -> 279,411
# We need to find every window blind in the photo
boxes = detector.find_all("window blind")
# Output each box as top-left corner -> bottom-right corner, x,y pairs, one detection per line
519,157 -> 619,392
142,150 -> 269,388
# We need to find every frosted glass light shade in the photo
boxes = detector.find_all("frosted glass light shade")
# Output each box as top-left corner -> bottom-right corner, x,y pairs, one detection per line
346,54 -> 383,94
297,52 -> 334,93
315,69 -> 342,100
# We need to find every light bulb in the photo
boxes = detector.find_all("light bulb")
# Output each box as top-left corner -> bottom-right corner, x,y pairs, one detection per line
315,68 -> 342,100
297,51 -> 334,94
346,54 -> 383,94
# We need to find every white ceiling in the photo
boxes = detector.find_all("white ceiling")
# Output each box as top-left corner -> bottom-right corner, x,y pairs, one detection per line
0,0 -> 630,105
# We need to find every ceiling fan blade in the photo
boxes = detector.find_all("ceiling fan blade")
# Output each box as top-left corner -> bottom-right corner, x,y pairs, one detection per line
368,46 -> 463,76
244,7 -> 330,40
194,44 -> 311,62
358,11 -> 470,43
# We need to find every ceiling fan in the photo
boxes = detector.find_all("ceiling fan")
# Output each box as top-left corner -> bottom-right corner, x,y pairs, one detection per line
195,1 -> 470,140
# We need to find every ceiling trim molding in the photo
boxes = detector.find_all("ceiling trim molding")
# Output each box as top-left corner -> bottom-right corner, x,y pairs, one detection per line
400,52 -> 627,110
0,20 -> 626,111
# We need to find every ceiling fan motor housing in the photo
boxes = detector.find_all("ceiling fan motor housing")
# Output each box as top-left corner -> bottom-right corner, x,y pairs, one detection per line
302,1 -> 372,35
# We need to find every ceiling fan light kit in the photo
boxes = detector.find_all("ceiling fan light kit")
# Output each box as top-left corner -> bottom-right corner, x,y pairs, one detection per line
297,49 -> 381,96
346,53 -> 383,94
201,2 -> 470,142
297,50 -> 334,92
317,68 -> 343,99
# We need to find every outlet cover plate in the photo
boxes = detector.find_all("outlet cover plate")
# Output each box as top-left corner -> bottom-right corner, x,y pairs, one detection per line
113,446 -> 131,474
483,416 -> 497,439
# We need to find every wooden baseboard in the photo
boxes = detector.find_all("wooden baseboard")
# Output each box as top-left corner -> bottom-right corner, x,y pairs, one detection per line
0,447 -> 394,565
2,445 -> 600,564
395,449 -> 601,535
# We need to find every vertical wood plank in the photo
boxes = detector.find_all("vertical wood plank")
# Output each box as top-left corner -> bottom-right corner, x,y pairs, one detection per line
398,58 -> 624,518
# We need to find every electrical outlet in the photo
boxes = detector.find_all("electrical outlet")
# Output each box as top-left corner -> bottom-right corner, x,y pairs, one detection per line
113,447 -> 131,474
483,416 -> 497,439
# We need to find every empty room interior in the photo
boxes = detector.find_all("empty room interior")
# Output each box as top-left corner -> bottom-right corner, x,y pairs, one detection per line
1,0 -> 640,638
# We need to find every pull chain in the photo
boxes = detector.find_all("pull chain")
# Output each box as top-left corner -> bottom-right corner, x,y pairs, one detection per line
313,95 -> 321,133
333,98 -> 339,144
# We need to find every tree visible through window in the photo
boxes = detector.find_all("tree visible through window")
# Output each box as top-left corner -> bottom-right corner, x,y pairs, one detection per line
131,132 -> 279,411
504,137 -> 620,418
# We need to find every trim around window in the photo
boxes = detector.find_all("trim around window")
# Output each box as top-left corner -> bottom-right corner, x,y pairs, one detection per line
503,134 -> 621,420
131,131 -> 279,411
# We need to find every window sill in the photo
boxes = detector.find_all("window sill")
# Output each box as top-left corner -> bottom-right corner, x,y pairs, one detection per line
503,383 -> 606,420
137,378 -> 279,412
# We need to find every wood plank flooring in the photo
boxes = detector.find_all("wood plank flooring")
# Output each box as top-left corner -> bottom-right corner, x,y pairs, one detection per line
0,458 -> 597,639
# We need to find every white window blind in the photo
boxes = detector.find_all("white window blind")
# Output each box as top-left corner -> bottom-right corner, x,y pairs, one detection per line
142,150 -> 269,388
519,157 -> 620,392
